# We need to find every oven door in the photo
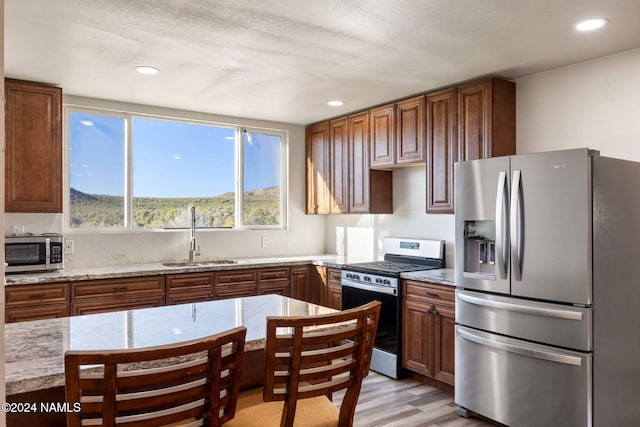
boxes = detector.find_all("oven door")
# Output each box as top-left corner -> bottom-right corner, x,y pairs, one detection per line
341,280 -> 401,378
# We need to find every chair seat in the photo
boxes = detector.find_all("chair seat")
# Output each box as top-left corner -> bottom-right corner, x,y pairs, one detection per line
226,387 -> 339,427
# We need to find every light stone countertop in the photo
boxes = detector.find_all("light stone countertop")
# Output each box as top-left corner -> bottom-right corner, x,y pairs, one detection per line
5,294 -> 339,396
400,268 -> 456,287
4,254 -> 373,286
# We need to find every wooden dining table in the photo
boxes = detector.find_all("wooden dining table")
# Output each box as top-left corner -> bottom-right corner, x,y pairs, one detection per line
4,294 -> 339,426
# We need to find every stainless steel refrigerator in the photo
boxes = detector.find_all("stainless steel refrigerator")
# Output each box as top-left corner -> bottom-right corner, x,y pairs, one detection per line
454,148 -> 640,426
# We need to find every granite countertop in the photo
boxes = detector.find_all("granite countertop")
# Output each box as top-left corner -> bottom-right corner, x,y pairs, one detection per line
400,268 -> 456,287
5,294 -> 339,396
4,254 -> 374,286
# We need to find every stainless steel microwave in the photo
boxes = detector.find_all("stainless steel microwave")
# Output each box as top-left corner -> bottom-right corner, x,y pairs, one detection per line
5,234 -> 64,273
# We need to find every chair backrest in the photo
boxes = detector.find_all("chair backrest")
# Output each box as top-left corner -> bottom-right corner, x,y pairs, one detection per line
65,326 -> 246,427
263,300 -> 381,427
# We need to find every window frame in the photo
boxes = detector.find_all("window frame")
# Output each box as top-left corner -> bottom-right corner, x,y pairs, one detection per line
63,104 -> 288,233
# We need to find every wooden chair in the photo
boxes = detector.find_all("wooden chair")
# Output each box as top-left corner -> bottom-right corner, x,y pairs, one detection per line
227,301 -> 381,427
64,326 -> 246,427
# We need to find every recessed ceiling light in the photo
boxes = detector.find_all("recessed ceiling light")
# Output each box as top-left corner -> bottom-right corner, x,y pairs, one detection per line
575,18 -> 608,32
134,65 -> 160,75
328,100 -> 344,107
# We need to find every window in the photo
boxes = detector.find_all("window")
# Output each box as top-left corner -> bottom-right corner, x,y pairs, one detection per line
67,108 -> 287,231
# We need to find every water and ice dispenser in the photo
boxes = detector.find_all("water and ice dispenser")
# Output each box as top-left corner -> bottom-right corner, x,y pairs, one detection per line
463,220 -> 496,276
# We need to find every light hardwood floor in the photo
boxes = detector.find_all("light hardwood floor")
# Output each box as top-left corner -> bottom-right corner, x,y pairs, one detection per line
334,373 -> 496,427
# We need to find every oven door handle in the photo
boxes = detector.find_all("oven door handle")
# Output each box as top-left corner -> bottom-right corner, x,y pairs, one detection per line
341,280 -> 398,296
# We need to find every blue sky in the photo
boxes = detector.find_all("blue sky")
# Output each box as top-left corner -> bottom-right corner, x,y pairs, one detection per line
70,113 -> 280,198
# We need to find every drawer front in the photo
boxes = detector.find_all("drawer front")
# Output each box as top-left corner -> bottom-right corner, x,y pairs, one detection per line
5,303 -> 69,323
403,280 -> 454,304
71,294 -> 165,316
258,267 -> 290,282
6,283 -> 70,307
166,289 -> 215,305
215,283 -> 257,300
327,268 -> 342,283
258,281 -> 289,296
166,273 -> 214,292
216,270 -> 257,286
72,276 -> 165,300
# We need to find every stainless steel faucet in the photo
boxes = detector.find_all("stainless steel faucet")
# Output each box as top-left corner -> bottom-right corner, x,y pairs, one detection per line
189,205 -> 200,262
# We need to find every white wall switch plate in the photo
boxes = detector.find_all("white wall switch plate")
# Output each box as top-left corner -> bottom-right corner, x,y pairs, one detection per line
261,236 -> 272,248
64,239 -> 75,254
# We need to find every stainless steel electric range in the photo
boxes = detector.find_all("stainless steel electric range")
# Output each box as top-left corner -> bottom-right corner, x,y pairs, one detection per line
341,237 -> 445,378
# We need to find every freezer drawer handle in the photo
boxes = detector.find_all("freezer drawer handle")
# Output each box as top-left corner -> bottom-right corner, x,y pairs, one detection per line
457,328 -> 583,366
457,292 -> 583,321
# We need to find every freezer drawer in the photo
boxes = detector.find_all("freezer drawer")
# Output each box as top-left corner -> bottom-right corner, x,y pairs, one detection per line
456,289 -> 592,351
455,326 -> 592,427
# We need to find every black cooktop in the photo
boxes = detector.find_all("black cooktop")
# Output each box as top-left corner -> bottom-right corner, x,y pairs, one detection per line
343,259 -> 444,276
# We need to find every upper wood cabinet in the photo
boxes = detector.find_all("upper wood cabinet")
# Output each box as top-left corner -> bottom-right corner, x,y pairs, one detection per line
457,78 -> 516,161
426,88 -> 457,214
427,77 -> 515,214
306,113 -> 392,215
369,104 -> 396,167
396,95 -> 426,165
5,79 -> 63,212
370,97 -> 425,169
329,118 -> 349,214
305,122 -> 331,214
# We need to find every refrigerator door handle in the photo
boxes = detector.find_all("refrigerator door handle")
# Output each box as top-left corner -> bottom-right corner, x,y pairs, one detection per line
495,171 -> 509,279
457,291 -> 584,321
457,327 -> 583,366
510,169 -> 524,281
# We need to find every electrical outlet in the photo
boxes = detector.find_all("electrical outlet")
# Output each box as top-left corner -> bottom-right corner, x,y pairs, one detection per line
261,236 -> 272,248
64,239 -> 75,255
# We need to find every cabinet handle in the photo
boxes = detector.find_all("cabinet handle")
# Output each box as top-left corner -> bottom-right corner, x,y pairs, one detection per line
425,291 -> 440,298
113,286 -> 127,292
184,281 -> 201,286
28,293 -> 47,299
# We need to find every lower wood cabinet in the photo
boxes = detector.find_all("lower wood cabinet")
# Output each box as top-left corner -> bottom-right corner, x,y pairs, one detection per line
70,276 -> 166,316
6,264 -> 335,321
326,268 -> 342,309
290,266 -> 310,301
402,280 -> 455,387
258,267 -> 290,296
166,272 -> 215,305
215,269 -> 257,299
5,283 -> 70,323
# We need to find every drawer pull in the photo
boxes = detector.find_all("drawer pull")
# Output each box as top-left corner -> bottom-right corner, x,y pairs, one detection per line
112,286 -> 127,292
28,293 -> 47,300
425,292 -> 441,298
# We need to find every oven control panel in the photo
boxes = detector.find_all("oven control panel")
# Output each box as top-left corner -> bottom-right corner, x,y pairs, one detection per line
342,271 -> 398,289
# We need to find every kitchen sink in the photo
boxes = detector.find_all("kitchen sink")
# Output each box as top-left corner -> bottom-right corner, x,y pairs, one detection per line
162,260 -> 238,267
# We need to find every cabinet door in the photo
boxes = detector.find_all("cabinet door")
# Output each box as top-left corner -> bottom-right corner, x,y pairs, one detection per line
402,298 -> 434,377
458,78 -> 516,162
326,268 -> 342,309
369,104 -> 396,168
426,88 -> 457,214
348,112 -> 370,213
458,79 -> 490,161
305,122 -> 331,214
329,118 -> 349,213
432,302 -> 456,385
5,79 -> 62,212
290,266 -> 310,302
396,96 -> 425,165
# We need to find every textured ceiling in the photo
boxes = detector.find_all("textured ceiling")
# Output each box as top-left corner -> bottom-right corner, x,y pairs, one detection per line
5,0 -> 640,125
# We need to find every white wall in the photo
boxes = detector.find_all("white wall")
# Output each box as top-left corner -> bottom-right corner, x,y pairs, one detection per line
5,97 -> 326,268
325,165 -> 456,267
516,48 -> 640,161
325,47 -> 640,265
